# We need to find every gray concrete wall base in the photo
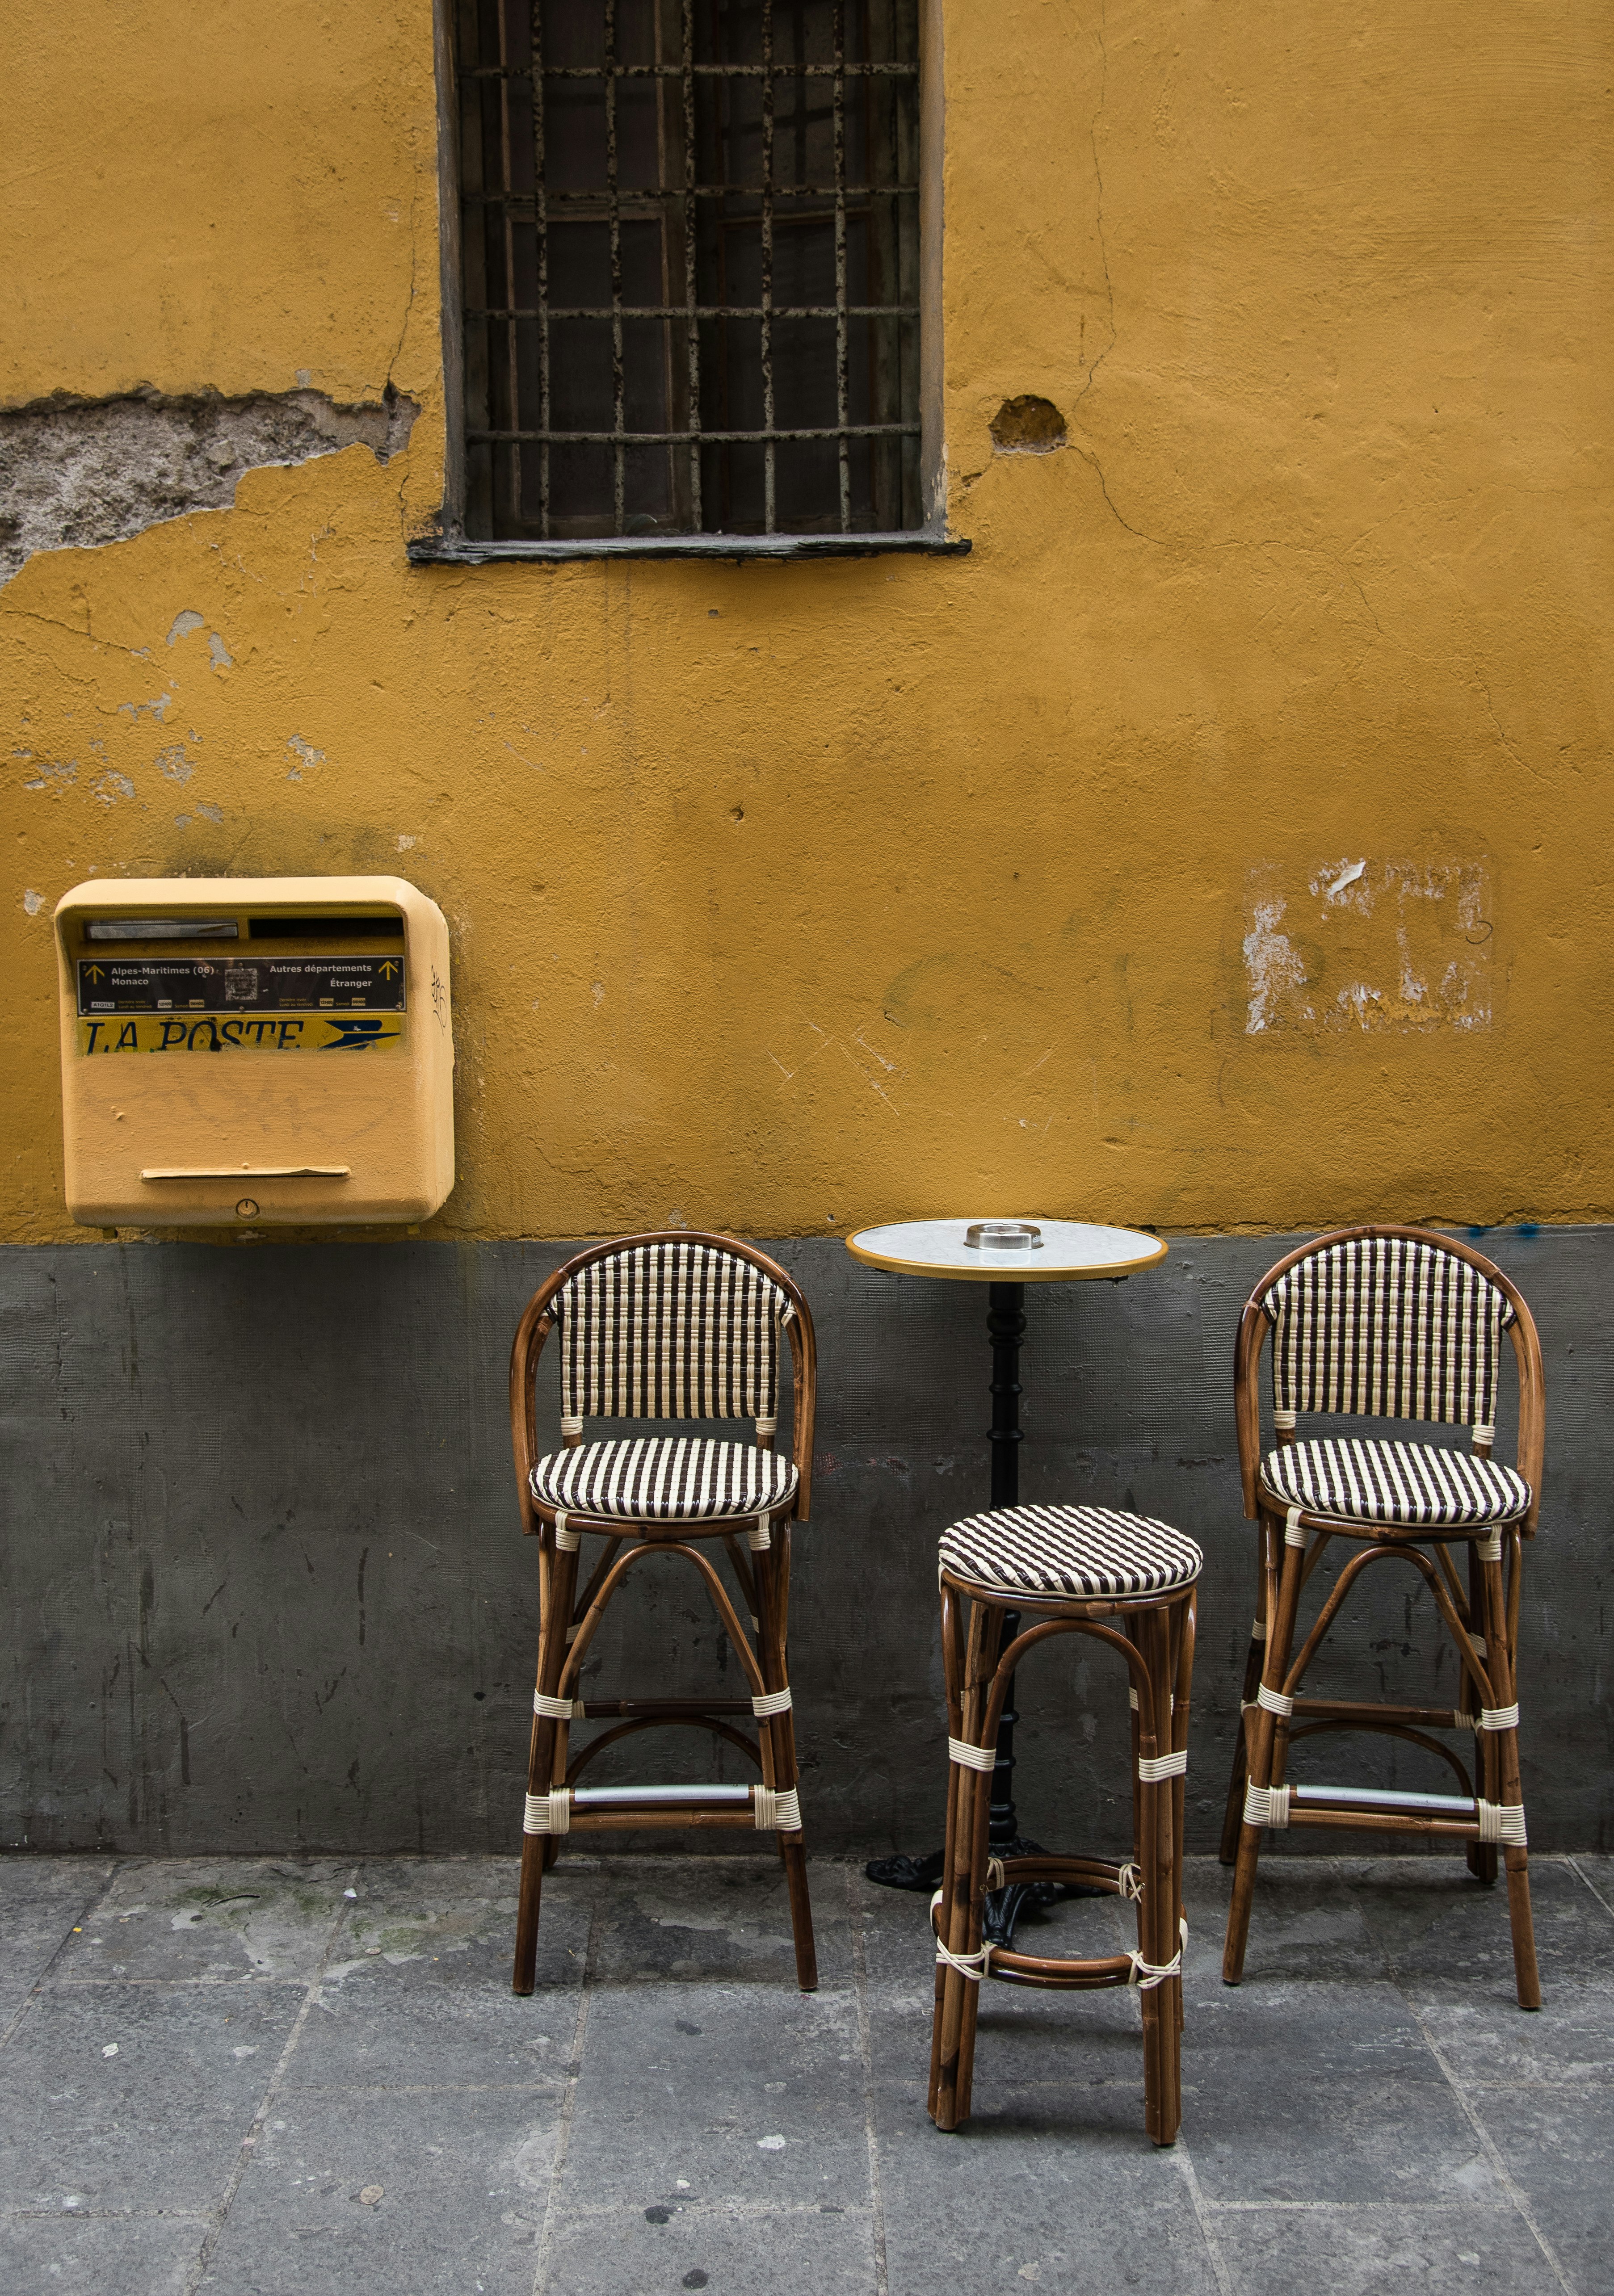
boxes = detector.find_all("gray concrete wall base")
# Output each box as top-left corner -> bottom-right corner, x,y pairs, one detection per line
2,1230 -> 1609,1856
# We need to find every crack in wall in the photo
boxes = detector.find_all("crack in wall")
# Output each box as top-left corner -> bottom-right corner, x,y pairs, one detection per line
0,385 -> 419,583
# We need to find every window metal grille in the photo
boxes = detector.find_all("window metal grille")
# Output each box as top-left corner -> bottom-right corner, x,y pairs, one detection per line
454,1 -> 922,541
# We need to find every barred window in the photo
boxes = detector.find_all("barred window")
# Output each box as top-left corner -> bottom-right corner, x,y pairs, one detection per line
450,1 -> 923,545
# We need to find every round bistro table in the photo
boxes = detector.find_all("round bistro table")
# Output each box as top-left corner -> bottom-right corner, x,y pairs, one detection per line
845,1216 -> 1169,1946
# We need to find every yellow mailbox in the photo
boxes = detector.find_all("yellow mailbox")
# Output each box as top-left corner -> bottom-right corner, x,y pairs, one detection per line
55,876 -> 454,1228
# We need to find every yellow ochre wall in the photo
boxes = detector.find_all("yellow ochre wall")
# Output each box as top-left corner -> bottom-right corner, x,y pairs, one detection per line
5,0 -> 1610,1245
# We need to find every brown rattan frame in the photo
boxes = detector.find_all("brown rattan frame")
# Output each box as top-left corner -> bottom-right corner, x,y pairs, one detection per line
1219,1224 -> 1543,2008
929,1566 -> 1198,2146
508,1230 -> 819,1994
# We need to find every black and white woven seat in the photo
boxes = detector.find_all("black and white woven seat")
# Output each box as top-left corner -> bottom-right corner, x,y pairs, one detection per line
1260,1437 -> 1529,1532
1221,1226 -> 1543,2015
930,1499 -> 1202,2146
507,1234 -> 820,1999
530,1436 -> 797,1523
939,1504 -> 1202,1600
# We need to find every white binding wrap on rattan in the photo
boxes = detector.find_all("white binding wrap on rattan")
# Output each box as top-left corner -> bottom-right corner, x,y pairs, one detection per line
560,1416 -> 584,1440
752,1687 -> 793,1718
747,1511 -> 771,1553
534,1692 -> 585,1720
553,1510 -> 580,1552
1471,1636 -> 1486,1655
1129,1918 -> 1188,1990
752,1785 -> 802,1831
524,1788 -> 572,1834
1285,1506 -> 1307,1548
1252,1616 -> 1269,1640
1257,1683 -> 1295,1717
1472,1423 -> 1496,1447
984,1857 -> 1005,1892
1137,1749 -> 1187,1784
1273,1408 -> 1298,1432
1128,1686 -> 1139,1711
756,1415 -> 778,1442
1245,1782 -> 1291,1828
950,1737 -> 997,1773
929,1891 -> 995,1984
1117,1861 -> 1143,1901
1480,1703 -> 1520,1731
1475,1529 -> 1504,1561
1477,1799 -> 1527,1846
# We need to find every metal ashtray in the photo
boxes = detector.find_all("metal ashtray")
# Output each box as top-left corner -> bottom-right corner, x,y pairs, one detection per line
963,1221 -> 1043,1250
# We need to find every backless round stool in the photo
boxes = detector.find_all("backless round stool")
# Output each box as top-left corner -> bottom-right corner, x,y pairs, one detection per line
927,1504 -> 1202,2147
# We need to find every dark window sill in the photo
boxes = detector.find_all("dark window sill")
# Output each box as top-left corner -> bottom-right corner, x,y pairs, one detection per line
407,531 -> 971,566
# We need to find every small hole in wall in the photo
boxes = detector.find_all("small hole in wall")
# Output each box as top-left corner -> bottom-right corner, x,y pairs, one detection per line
990,395 -> 1067,454
730,806 -> 744,822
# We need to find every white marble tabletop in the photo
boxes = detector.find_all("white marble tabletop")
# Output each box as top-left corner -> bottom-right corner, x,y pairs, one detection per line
844,1217 -> 1168,1284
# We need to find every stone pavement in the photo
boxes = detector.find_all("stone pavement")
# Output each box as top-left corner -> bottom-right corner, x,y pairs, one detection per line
1,1851 -> 1611,2296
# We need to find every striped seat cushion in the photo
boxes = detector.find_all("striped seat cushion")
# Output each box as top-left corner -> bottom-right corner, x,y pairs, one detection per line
531,1437 -> 797,1523
1261,1437 -> 1529,1529
939,1505 -> 1202,1599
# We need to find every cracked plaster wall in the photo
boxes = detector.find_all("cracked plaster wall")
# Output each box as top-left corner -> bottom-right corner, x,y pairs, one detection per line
2,0 -> 1611,1249
0,390 -> 418,583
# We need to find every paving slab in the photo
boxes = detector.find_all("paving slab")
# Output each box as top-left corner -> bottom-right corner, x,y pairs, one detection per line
0,1976 -> 303,2214
1209,2201 -> 1564,2296
0,1858 -> 115,2028
289,1857 -> 588,2091
200,2082 -> 564,2296
1350,1855 -> 1614,2086
560,1857 -> 869,2212
0,2209 -> 207,2296
1464,2077 -> 1614,2296
537,2199 -> 878,2296
51,1857 -> 352,1986
878,2093 -> 1221,2296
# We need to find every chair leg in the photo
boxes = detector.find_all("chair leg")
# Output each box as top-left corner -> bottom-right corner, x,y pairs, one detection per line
755,1538 -> 817,1993
1463,1543 -> 1500,1886
1139,1605 -> 1181,2147
930,1599 -> 995,2132
513,1544 -> 580,1996
1223,1520 -> 1304,1986
1480,1544 -> 1541,2010
1219,1624 -> 1265,1864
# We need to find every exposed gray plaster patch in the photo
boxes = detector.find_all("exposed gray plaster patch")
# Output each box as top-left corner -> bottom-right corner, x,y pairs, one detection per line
167,610 -> 205,646
285,735 -> 325,783
0,385 -> 419,583
20,754 -> 78,790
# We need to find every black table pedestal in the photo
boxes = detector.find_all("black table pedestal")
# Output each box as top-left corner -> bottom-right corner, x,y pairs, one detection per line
866,1280 -> 1093,1942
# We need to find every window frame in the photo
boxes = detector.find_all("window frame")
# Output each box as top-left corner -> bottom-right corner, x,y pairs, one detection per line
415,0 -> 966,562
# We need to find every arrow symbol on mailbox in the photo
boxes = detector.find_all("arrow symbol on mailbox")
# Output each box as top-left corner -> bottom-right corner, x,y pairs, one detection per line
379,960 -> 400,978
85,965 -> 105,982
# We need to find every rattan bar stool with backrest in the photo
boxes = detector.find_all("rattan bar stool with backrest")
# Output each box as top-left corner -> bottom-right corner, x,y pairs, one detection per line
508,1232 -> 818,1994
1219,1226 -> 1544,2007
928,1505 -> 1202,2146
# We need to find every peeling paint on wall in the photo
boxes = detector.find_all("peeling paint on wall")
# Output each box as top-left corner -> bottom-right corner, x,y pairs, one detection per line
0,386 -> 418,581
1243,861 -> 1493,1036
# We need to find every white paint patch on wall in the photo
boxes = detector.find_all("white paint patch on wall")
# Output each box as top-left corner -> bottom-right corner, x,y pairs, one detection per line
1243,860 -> 1492,1036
